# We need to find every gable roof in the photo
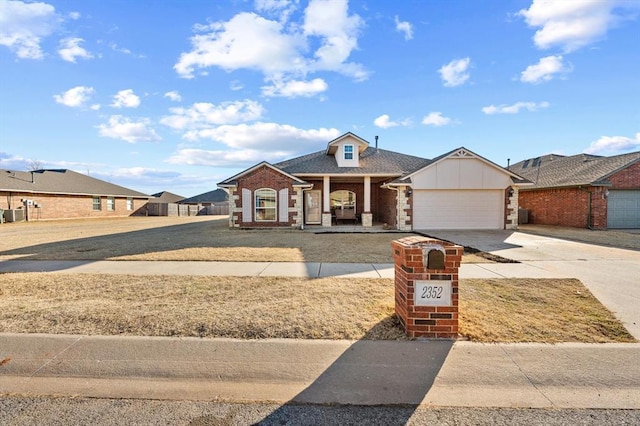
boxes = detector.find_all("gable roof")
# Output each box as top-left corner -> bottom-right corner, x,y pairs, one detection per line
150,191 -> 185,203
509,151 -> 640,189
325,132 -> 369,155
275,147 -> 431,176
394,147 -> 530,185
218,161 -> 312,187
0,169 -> 150,198
180,188 -> 228,204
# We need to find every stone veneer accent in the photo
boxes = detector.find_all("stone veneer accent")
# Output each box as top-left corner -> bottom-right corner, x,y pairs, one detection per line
396,187 -> 412,231
361,212 -> 372,227
506,186 -> 519,230
292,188 -> 304,228
322,213 -> 332,227
392,235 -> 463,339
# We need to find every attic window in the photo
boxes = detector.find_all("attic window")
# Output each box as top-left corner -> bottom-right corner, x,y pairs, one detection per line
522,160 -> 530,168
344,144 -> 354,160
532,157 -> 541,167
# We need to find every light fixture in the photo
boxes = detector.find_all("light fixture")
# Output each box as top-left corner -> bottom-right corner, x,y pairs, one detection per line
405,188 -> 412,197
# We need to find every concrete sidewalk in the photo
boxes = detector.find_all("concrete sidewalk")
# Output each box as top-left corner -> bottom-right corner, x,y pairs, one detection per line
0,259 -> 568,279
1,333 -> 639,408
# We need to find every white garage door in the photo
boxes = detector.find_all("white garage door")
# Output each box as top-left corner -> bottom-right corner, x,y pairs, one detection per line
413,190 -> 504,229
607,190 -> 640,229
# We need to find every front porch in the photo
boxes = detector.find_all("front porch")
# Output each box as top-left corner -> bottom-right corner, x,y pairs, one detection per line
303,223 -> 405,234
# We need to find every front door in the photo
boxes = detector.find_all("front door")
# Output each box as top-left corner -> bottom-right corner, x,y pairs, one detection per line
305,190 -> 321,224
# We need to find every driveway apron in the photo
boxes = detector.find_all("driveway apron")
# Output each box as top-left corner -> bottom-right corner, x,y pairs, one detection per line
420,230 -> 640,340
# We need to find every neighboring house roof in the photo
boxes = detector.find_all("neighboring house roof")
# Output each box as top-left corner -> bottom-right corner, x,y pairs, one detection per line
275,147 -> 431,176
0,169 -> 151,198
180,188 -> 228,204
150,191 -> 185,203
509,151 -> 640,189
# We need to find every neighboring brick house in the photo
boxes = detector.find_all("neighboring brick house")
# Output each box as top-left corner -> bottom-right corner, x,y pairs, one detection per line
509,151 -> 640,229
218,132 -> 529,230
0,168 -> 151,221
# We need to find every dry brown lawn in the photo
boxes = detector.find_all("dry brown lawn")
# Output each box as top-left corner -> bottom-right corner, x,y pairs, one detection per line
0,216 -> 415,263
0,273 -> 633,343
0,216 -> 494,263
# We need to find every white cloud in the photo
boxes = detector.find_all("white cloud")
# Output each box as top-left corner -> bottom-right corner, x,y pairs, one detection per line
167,148 -> 288,167
520,55 -> 571,84
374,114 -> 396,129
584,132 -> 640,154
58,37 -> 93,62
161,100 -> 265,130
262,77 -> 328,98
182,122 -> 340,152
482,101 -> 550,115
0,0 -> 58,59
168,122 -> 339,167
163,91 -> 182,102
438,57 -> 471,87
174,12 -> 304,78
230,80 -> 244,91
68,11 -> 80,20
97,115 -> 161,143
53,86 -> 95,107
394,15 -> 413,40
518,0 -> 639,52
303,0 -> 365,79
422,112 -> 452,127
373,114 -> 411,129
111,89 -> 141,108
174,0 -> 366,82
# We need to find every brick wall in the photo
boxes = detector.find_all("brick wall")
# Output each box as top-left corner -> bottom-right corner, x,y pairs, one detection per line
392,236 -> 462,339
0,192 -> 146,221
235,165 -> 296,227
519,186 -> 608,229
608,161 -> 640,189
377,184 -> 397,228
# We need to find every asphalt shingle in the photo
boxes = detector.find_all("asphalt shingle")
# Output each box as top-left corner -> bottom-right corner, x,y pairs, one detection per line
509,151 -> 640,189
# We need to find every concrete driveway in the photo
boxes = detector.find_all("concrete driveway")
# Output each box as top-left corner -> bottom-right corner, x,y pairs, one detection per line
419,229 -> 640,340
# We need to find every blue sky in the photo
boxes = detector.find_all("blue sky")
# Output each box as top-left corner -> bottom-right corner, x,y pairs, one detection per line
1,0 -> 639,197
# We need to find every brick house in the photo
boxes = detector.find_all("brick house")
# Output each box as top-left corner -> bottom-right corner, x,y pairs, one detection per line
0,168 -> 151,221
509,151 -> 640,229
218,132 -> 529,231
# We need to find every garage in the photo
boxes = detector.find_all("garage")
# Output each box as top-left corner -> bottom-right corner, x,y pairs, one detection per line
413,189 -> 504,229
607,190 -> 640,229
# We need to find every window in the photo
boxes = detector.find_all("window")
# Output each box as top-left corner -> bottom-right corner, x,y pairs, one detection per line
330,190 -> 356,210
126,198 -> 133,211
92,196 -> 101,211
344,144 -> 354,160
255,188 -> 276,221
106,197 -> 115,211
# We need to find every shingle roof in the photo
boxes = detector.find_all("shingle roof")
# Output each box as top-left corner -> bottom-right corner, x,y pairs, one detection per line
150,191 -> 185,203
0,169 -> 151,198
180,188 -> 228,203
274,147 -> 431,176
509,151 -> 640,189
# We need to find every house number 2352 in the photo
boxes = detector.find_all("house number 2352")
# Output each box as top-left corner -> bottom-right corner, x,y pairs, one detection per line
414,281 -> 452,307
421,285 -> 443,299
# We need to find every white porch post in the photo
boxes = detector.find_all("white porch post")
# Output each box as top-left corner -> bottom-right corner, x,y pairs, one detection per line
362,176 -> 372,227
322,175 -> 332,227
364,176 -> 371,211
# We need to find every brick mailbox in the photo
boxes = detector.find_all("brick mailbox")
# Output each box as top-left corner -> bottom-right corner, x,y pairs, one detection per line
392,236 -> 463,339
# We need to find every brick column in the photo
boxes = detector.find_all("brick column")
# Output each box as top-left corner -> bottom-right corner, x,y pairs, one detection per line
392,235 -> 463,339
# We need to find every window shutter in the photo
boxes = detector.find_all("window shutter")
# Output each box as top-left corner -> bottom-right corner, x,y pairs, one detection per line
279,188 -> 289,222
242,188 -> 252,222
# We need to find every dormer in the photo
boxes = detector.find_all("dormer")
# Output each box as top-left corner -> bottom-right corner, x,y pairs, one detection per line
325,132 -> 369,167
